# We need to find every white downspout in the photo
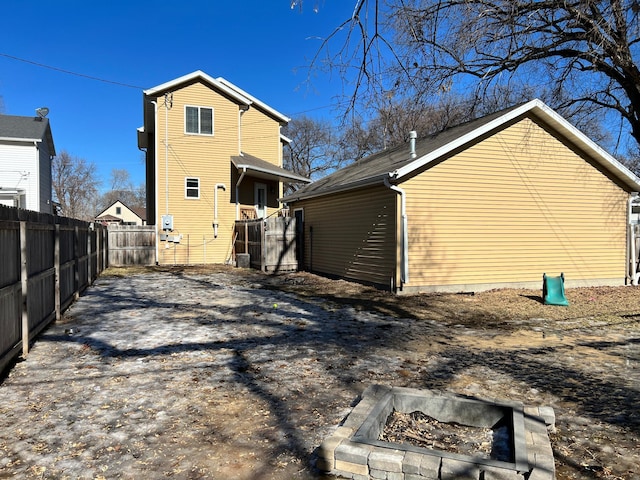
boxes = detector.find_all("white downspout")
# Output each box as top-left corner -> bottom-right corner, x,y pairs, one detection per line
236,168 -> 246,220
385,176 -> 408,287
629,193 -> 639,285
151,100 -> 159,264
214,183 -> 226,238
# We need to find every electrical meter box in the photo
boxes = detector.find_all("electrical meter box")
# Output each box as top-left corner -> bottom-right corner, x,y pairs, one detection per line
161,214 -> 174,231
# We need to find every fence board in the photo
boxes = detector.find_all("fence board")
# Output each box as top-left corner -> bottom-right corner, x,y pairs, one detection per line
0,205 -> 107,375
108,225 -> 156,266
235,217 -> 297,272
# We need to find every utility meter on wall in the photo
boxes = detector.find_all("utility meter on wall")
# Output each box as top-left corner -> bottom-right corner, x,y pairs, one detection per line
161,214 -> 174,231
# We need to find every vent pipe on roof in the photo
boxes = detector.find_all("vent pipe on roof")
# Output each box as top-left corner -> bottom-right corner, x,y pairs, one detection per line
409,131 -> 417,159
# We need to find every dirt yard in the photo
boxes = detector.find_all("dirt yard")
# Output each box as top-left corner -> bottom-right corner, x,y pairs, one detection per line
0,265 -> 638,479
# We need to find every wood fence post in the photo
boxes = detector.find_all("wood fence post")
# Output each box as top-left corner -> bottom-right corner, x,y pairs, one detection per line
87,226 -> 93,283
95,226 -> 101,276
54,224 -> 61,321
74,226 -> 79,300
244,222 -> 248,254
261,220 -> 266,272
20,221 -> 29,358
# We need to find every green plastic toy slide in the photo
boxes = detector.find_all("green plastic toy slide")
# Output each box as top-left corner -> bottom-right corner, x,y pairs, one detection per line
543,273 -> 569,306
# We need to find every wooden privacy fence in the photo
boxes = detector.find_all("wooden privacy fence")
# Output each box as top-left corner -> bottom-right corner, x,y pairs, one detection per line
235,217 -> 297,272
0,206 -> 107,374
631,223 -> 640,285
108,224 -> 156,266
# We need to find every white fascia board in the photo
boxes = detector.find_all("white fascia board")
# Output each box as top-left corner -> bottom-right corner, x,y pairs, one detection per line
234,162 -> 311,183
216,77 -> 291,124
0,136 -> 41,143
390,100 -> 545,180
144,70 -> 252,106
532,100 -> 640,191
390,98 -> 640,191
280,133 -> 292,144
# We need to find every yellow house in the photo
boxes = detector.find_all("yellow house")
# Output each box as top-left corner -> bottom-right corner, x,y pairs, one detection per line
95,200 -> 146,226
284,100 -> 640,293
138,71 -> 310,265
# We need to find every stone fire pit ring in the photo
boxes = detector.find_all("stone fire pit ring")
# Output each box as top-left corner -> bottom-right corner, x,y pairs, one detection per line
317,385 -> 555,480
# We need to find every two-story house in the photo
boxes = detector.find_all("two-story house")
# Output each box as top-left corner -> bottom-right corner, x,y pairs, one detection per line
0,113 -> 55,213
138,71 -> 310,265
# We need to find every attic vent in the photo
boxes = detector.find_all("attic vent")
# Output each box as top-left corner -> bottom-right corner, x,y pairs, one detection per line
409,131 -> 417,159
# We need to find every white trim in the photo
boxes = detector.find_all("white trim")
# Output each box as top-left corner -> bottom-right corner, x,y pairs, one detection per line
216,77 -> 290,124
233,162 -> 310,184
391,99 -> 640,191
144,70 -> 252,107
185,177 -> 200,199
184,105 -> 214,136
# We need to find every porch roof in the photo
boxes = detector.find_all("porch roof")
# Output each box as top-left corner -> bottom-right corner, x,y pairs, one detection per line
232,153 -> 311,184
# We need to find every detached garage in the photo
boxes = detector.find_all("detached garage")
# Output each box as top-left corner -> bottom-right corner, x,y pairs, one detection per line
284,100 -> 640,294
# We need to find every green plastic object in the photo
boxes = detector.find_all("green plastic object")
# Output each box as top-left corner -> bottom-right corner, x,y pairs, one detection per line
543,273 -> 569,306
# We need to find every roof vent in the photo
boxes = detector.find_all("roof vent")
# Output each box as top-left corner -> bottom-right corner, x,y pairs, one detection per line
409,131 -> 417,159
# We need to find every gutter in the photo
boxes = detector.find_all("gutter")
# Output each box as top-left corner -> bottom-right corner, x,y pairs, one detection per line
629,193 -> 639,285
384,175 -> 408,286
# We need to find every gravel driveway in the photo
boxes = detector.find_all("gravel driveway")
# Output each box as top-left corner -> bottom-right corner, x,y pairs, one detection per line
0,267 -> 638,479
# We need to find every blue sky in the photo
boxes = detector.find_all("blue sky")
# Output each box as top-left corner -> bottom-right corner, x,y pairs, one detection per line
0,1 -> 356,191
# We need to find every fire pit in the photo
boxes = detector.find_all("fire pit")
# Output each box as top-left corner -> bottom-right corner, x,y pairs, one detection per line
317,385 -> 555,480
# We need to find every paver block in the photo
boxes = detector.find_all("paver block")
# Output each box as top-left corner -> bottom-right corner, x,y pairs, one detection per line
440,458 -> 480,480
335,459 -> 369,477
403,451 -> 423,474
369,448 -> 404,472
370,467 -> 387,479
419,454 -> 441,479
387,471 -> 405,480
335,442 -> 369,465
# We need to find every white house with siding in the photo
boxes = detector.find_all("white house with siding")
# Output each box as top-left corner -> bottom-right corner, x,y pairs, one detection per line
0,114 -> 55,213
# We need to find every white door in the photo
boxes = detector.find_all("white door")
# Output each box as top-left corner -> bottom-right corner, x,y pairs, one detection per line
255,183 -> 267,219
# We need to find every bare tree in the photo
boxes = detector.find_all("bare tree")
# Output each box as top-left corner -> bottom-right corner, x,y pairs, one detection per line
97,168 -> 146,211
52,150 -> 100,220
300,0 -> 640,152
283,116 -> 343,192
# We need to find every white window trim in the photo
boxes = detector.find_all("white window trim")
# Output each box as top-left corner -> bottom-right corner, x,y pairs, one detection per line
184,105 -> 214,136
185,177 -> 200,199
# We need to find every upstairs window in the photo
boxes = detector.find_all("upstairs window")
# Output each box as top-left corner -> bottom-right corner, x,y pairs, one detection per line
185,106 -> 213,135
185,177 -> 200,199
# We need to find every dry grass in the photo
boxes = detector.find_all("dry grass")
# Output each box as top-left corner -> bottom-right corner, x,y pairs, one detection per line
103,265 -> 640,329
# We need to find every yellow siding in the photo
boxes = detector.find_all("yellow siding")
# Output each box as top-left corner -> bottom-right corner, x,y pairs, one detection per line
241,108 -> 281,165
151,81 -> 287,265
154,82 -> 240,264
403,117 -> 629,290
295,187 -> 398,288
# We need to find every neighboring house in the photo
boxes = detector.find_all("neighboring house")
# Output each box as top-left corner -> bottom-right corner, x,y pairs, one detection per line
0,113 -> 55,213
138,71 -> 310,265
95,200 -> 147,226
283,99 -> 640,294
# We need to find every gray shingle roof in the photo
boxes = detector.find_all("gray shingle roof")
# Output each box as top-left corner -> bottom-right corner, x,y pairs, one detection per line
283,99 -> 640,201
0,114 -> 56,155
232,152 -> 311,183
